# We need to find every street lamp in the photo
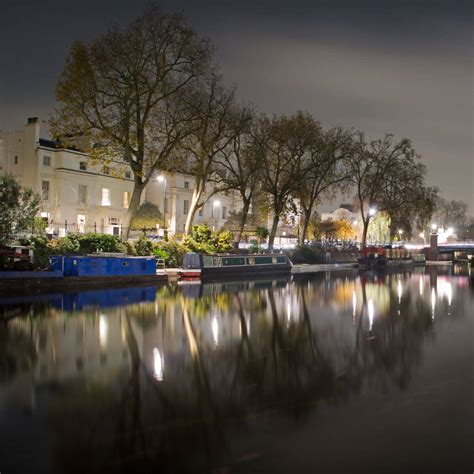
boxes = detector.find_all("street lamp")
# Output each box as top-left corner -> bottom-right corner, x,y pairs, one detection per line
369,207 -> 377,216
431,223 -> 438,232
212,200 -> 221,231
156,175 -> 168,240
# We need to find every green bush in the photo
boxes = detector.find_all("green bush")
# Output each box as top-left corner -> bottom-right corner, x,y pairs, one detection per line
47,233 -> 126,256
290,245 -> 326,264
153,240 -> 189,267
135,236 -> 155,256
183,224 -> 233,254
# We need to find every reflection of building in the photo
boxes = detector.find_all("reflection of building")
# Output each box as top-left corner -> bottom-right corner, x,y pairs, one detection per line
0,118 -> 239,236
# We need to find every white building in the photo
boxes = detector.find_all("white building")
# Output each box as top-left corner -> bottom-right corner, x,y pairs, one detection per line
0,118 -> 239,237
320,206 -> 358,224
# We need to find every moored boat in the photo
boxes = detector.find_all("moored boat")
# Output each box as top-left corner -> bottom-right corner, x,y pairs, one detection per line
180,252 -> 292,280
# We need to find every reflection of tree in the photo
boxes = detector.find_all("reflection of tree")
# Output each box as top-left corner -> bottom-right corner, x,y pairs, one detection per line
11,272 -> 449,473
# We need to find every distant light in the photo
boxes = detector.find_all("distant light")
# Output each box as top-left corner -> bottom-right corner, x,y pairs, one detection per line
431,223 -> 437,230
419,232 -> 425,239
156,175 -> 165,183
353,220 -> 358,226
213,200 -> 221,208
369,208 -> 376,216
447,227 -> 454,235
398,229 -> 403,235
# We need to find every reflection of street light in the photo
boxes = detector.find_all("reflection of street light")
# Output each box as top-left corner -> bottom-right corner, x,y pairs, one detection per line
212,200 -> 221,231
156,175 -> 167,240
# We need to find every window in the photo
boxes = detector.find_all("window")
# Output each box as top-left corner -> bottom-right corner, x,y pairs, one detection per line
101,188 -> 111,206
108,217 -> 119,225
164,197 -> 168,214
123,191 -> 130,208
183,199 -> 189,215
79,161 -> 87,171
103,165 -> 110,175
198,207 -> 203,218
77,214 -> 86,233
222,206 -> 227,219
184,181 -> 190,189
78,184 -> 87,205
14,156 -> 18,165
125,170 -> 131,179
41,181 -> 50,200
43,155 -> 51,166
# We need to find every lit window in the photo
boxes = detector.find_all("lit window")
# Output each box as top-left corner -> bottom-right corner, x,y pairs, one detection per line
184,181 -> 189,189
78,184 -> 87,205
41,181 -> 50,200
43,155 -> 51,166
79,161 -> 87,171
101,188 -> 111,206
183,199 -> 189,214
123,191 -> 130,208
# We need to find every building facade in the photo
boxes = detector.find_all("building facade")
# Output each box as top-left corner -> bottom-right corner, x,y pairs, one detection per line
0,118 -> 239,237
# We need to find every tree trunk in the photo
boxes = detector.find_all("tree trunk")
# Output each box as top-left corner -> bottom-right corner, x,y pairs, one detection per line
361,219 -> 369,248
268,214 -> 280,250
184,185 -> 204,236
122,182 -> 145,240
300,209 -> 312,245
236,199 -> 251,244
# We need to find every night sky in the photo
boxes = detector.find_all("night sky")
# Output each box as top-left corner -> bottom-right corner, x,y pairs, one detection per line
0,0 -> 472,211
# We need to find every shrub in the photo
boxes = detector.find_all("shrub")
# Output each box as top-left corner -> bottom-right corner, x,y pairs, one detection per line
135,236 -> 155,256
290,245 -> 326,264
153,240 -> 189,267
183,224 -> 233,254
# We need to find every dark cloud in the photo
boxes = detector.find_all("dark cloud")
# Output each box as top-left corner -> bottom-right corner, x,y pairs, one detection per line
1,0 -> 472,210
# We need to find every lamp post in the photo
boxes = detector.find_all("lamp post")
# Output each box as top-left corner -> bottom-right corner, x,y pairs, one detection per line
212,200 -> 221,231
157,175 -> 168,240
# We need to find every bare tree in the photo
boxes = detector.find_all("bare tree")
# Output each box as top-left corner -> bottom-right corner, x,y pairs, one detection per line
296,125 -> 353,244
213,110 -> 260,243
51,4 -> 213,238
346,133 -> 433,247
178,73 -> 249,235
253,112 -> 311,249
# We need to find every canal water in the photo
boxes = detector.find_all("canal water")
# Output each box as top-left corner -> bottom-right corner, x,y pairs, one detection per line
0,266 -> 472,473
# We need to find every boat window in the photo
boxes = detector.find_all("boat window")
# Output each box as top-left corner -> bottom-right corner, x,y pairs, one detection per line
255,256 -> 273,265
276,256 -> 287,264
202,256 -> 215,267
222,257 -> 245,266
247,257 -> 255,265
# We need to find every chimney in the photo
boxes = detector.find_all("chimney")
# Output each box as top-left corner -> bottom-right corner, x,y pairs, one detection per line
27,117 -> 38,124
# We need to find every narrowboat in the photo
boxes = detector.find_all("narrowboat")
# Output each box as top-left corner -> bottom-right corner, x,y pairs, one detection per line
180,253 -> 292,280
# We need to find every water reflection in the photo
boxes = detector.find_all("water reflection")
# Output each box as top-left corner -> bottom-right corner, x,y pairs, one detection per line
0,266 -> 472,473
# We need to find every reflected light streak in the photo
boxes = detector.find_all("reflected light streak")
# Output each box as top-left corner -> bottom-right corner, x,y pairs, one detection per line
99,315 -> 108,349
419,276 -> 423,296
352,290 -> 357,325
368,299 -> 374,331
212,316 -> 219,348
397,279 -> 402,304
431,288 -> 436,320
153,348 -> 164,381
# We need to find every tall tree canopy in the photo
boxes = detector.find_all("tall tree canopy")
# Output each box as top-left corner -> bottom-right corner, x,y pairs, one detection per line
346,133 -> 434,247
51,4 -> 213,238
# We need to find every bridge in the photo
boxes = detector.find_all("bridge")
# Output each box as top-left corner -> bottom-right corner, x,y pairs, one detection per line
425,239 -> 474,261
